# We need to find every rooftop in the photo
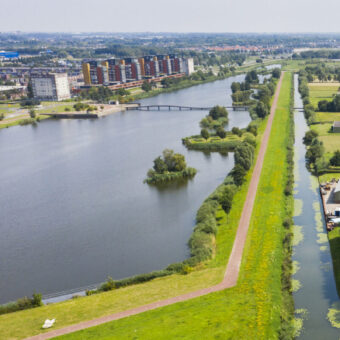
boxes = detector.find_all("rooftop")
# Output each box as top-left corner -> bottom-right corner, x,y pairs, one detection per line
333,121 -> 340,128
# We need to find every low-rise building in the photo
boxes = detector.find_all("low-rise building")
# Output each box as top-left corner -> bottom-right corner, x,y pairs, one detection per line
31,73 -> 70,101
333,121 -> 340,133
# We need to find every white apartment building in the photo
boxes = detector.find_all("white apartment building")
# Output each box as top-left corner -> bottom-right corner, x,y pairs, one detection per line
31,73 -> 70,101
184,58 -> 195,76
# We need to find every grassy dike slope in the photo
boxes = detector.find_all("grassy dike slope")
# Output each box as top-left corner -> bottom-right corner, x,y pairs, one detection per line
57,72 -> 294,339
0,93 -> 268,339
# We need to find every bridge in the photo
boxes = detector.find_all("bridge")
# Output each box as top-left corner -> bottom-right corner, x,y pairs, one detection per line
127,104 -> 249,111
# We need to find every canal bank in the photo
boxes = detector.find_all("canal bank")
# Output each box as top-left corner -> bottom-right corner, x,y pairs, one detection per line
293,74 -> 340,338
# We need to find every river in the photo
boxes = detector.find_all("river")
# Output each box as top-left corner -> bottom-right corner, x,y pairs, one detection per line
0,74 -> 251,303
293,74 -> 340,338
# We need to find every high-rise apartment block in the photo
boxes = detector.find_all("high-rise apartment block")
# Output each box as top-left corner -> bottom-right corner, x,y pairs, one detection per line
82,55 -> 194,86
31,73 -> 70,101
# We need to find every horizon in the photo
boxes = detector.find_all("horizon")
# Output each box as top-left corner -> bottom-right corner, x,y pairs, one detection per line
2,0 -> 340,33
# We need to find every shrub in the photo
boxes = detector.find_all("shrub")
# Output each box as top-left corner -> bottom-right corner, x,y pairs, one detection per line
216,126 -> 227,138
201,128 -> 210,140
181,265 -> 193,275
0,293 -> 43,315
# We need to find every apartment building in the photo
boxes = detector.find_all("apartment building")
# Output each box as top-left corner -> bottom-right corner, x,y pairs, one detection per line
31,73 -> 70,101
82,55 -> 194,86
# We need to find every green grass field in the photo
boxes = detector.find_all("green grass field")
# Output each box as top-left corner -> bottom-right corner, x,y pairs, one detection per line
56,73 -> 294,340
329,228 -> 340,296
310,122 -> 340,154
308,83 -> 340,107
315,112 -> 340,122
307,82 -> 340,156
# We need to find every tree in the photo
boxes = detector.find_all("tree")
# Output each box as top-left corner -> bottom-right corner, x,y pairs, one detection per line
161,78 -> 172,88
116,88 -> 129,96
219,186 -> 236,214
245,70 -> 259,84
231,127 -> 243,137
201,128 -> 210,140
234,142 -> 255,171
27,80 -> 34,99
306,139 -> 324,164
208,106 -> 228,120
172,153 -> 186,171
303,130 -> 318,145
254,101 -> 269,118
231,164 -> 247,186
272,68 -> 281,79
142,80 -> 152,92
153,156 -> 168,173
216,126 -> 227,138
29,109 -> 36,118
231,82 -> 241,93
330,150 -> 340,166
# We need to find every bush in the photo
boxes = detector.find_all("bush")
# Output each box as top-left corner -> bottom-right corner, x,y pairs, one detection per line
232,127 -> 243,137
0,293 -> 43,315
201,128 -> 210,140
181,265 -> 193,275
216,126 -> 227,138
330,150 -> 340,166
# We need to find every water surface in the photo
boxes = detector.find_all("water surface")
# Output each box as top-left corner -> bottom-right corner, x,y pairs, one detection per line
0,75 -> 251,303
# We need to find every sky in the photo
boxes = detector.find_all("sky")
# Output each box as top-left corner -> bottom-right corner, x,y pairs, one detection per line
2,0 -> 340,33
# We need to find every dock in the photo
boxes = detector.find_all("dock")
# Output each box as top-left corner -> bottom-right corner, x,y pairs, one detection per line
319,178 -> 340,231
39,103 -> 140,119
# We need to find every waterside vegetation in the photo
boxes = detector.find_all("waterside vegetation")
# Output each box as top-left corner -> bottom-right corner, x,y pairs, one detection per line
144,149 -> 197,184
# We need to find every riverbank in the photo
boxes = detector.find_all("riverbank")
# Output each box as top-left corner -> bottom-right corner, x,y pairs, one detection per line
0,61 -> 279,131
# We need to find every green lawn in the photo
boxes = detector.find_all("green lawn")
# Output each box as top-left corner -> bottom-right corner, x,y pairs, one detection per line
56,73 -> 294,340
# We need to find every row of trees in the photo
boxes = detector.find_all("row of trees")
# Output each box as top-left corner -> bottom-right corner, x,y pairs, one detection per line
318,95 -> 340,112
219,140 -> 255,214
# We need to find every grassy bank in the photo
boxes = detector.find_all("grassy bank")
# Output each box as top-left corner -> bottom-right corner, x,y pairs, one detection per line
54,73 -> 294,339
329,228 -> 340,296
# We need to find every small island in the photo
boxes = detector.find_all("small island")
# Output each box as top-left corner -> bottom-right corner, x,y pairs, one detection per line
144,149 -> 197,184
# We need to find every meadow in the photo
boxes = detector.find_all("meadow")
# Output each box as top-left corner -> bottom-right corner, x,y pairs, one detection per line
308,83 -> 340,156
308,82 -> 340,107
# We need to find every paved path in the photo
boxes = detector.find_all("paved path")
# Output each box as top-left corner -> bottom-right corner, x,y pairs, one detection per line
27,73 -> 285,340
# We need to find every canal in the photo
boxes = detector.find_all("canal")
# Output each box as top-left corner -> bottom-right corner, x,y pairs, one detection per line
0,74 -> 251,303
293,74 -> 340,338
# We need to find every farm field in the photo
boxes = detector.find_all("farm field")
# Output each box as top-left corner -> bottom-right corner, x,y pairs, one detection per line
308,82 -> 340,155
308,82 -> 340,107
310,121 -> 340,154
56,72 -> 294,340
315,111 -> 340,122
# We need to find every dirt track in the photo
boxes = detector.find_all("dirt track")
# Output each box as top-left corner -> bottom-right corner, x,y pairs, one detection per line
26,72 -> 285,340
